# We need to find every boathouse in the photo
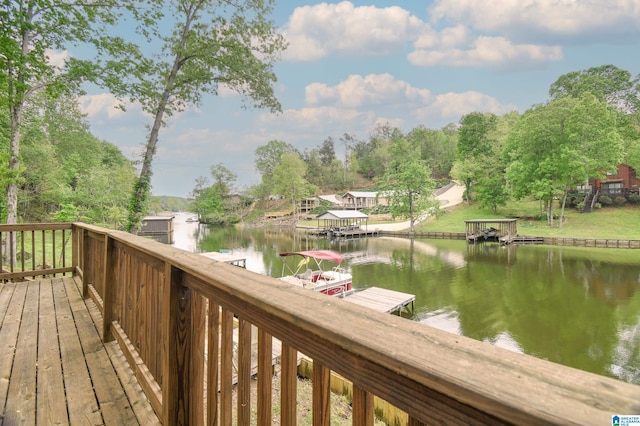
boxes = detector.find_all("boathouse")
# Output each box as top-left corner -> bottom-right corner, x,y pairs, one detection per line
314,210 -> 375,238
465,219 -> 518,244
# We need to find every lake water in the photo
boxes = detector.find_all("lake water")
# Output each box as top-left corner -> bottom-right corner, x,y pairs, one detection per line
170,213 -> 640,385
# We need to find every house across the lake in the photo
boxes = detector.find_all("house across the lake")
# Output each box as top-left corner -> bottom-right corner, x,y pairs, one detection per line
591,164 -> 640,194
576,164 -> 640,212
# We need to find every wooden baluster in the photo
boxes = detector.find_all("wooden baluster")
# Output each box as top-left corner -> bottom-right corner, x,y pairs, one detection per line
352,385 -> 374,426
220,308 -> 234,425
237,318 -> 251,424
207,301 -> 220,426
280,344 -> 297,425
312,361 -> 330,426
257,329 -> 272,426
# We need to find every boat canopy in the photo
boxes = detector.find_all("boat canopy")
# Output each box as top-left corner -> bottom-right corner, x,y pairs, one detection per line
278,250 -> 343,264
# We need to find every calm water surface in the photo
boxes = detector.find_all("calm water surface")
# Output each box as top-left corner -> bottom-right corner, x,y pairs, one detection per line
171,213 -> 640,385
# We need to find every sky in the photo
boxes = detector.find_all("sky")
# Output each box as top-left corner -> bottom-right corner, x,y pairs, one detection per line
77,0 -> 640,198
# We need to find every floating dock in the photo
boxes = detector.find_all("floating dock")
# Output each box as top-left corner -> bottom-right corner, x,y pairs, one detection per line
200,251 -> 247,268
343,287 -> 415,315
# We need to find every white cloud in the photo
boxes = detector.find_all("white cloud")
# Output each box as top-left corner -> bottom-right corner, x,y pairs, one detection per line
306,73 -> 431,108
79,93 -> 137,119
260,75 -> 516,135
415,91 -> 517,122
282,1 -> 428,60
260,106 -> 377,131
409,36 -> 563,67
45,49 -> 70,68
281,1 -> 563,68
430,0 -> 640,42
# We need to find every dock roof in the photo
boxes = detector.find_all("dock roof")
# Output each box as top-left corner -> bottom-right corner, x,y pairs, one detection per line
316,210 -> 369,220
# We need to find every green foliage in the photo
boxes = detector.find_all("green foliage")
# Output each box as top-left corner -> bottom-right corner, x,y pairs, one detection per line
1,0 -> 133,224
12,95 -> 135,225
451,112 -> 507,205
628,194 -> 640,204
273,152 -> 317,213
255,140 -> 298,197
150,196 -> 190,212
99,0 -> 287,231
598,195 -> 613,205
549,64 -> 640,113
613,195 -> 627,206
504,95 -> 623,226
377,138 -> 436,232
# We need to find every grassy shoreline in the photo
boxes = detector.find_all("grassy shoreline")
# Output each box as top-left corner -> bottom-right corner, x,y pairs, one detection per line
417,201 -> 640,240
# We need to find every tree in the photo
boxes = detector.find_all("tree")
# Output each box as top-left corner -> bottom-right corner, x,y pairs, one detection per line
114,0 -> 287,231
549,64 -> 640,113
406,125 -> 457,179
452,112 -> 498,202
255,140 -> 297,197
549,64 -> 640,170
272,152 -> 316,215
0,0 -> 123,227
505,95 -> 623,226
209,163 -> 236,196
318,137 -> 336,167
377,138 -> 436,232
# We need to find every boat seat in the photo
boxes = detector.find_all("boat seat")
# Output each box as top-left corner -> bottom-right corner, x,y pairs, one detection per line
303,269 -> 313,280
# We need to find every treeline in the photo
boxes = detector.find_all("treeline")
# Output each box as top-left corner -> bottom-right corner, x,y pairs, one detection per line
0,95 -> 137,227
192,64 -> 640,228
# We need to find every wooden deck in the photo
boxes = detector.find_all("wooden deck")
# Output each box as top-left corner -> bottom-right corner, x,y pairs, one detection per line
0,276 -> 159,425
343,287 -> 415,315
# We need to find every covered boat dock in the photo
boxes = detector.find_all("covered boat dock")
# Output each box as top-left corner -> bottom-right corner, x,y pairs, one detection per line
312,210 -> 378,238
465,219 -> 518,244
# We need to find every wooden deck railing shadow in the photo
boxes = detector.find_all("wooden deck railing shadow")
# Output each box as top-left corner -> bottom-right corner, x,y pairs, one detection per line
3,223 -> 639,425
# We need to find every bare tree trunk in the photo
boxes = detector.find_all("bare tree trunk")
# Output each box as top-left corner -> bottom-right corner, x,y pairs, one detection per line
5,95 -> 23,265
409,192 -> 415,233
125,7 -> 196,232
559,187 -> 568,228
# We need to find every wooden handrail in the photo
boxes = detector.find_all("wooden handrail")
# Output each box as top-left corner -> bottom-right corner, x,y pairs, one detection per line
61,223 -> 640,424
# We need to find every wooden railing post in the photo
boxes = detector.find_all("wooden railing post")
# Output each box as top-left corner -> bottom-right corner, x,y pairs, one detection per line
162,263 -> 205,425
71,225 -> 79,276
101,235 -> 114,342
81,229 -> 89,298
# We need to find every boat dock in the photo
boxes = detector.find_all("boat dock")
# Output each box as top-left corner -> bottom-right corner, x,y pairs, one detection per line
200,251 -> 247,268
344,287 -> 415,315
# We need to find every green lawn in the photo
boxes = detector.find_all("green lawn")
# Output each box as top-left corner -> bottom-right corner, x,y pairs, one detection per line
419,200 -> 640,240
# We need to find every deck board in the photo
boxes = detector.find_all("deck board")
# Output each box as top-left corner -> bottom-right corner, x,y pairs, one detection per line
37,279 -> 68,425
0,276 -> 159,425
4,280 -> 39,425
54,276 -> 104,425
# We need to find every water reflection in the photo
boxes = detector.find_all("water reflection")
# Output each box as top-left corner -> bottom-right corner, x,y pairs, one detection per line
169,214 -> 640,385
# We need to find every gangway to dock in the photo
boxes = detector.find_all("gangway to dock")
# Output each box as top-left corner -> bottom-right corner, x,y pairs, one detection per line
343,287 -> 415,315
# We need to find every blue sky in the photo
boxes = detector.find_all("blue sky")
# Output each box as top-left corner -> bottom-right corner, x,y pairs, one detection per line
78,0 -> 640,197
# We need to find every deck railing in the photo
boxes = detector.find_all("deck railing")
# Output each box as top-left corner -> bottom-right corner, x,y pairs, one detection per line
0,223 -> 74,282
5,222 -> 639,424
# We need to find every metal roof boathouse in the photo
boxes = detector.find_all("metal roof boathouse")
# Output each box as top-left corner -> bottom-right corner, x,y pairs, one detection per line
314,210 -> 378,238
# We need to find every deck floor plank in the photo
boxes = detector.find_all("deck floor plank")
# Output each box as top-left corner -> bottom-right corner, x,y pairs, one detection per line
63,276 -> 139,425
36,278 -> 68,425
0,276 -> 158,425
4,280 -> 39,425
80,277 -> 161,425
0,281 -> 21,409
54,276 -> 103,425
